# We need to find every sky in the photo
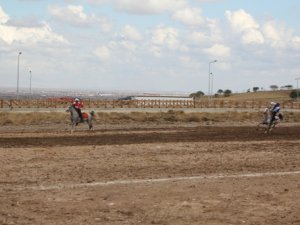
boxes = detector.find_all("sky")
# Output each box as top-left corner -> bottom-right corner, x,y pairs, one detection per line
1,0 -> 300,94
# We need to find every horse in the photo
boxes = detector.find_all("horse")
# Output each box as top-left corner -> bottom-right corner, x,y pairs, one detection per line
257,112 -> 283,133
266,113 -> 283,133
66,105 -> 95,132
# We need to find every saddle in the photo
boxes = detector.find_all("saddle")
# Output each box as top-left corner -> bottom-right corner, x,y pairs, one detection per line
82,112 -> 89,119
75,112 -> 89,124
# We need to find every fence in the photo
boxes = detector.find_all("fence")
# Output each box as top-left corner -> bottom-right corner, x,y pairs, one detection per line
1,99 -> 300,110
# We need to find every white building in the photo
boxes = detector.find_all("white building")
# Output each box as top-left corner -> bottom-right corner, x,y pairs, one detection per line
131,96 -> 193,101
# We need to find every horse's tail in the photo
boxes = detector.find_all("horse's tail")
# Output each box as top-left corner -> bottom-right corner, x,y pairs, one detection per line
279,113 -> 283,120
86,111 -> 95,130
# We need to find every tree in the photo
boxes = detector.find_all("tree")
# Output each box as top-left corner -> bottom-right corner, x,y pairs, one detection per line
223,89 -> 232,97
285,85 -> 293,90
217,89 -> 223,94
189,91 -> 205,99
253,87 -> 259,92
270,85 -> 279,91
290,90 -> 300,99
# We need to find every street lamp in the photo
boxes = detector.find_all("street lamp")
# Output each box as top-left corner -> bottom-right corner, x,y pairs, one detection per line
208,60 -> 217,98
17,51 -> 22,99
296,78 -> 300,102
29,70 -> 32,95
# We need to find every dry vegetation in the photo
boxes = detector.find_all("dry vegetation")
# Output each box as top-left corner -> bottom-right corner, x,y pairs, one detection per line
1,91 -> 299,126
219,90 -> 292,101
1,110 -> 300,126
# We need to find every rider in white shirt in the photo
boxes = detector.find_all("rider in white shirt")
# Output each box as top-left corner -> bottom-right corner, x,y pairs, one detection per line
269,102 -> 280,125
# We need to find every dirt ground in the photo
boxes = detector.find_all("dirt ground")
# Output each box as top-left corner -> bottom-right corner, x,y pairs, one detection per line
0,123 -> 300,225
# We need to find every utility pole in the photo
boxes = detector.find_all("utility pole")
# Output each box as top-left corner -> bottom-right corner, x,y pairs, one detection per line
17,52 -> 22,99
208,60 -> 217,99
296,78 -> 300,102
29,70 -> 32,95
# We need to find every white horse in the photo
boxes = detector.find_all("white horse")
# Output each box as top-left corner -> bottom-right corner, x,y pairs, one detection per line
266,113 -> 283,133
67,105 -> 95,132
257,111 -> 283,133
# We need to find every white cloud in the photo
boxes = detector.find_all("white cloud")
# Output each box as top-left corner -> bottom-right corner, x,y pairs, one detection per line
203,43 -> 231,58
148,45 -> 162,58
171,7 -> 205,27
0,6 -> 9,24
121,25 -> 143,41
114,0 -> 188,14
226,9 -> 264,45
119,40 -> 137,51
291,36 -> 300,49
94,45 -> 112,61
49,4 -> 112,31
151,25 -> 180,50
87,0 -> 110,4
262,20 -> 292,48
226,9 -> 259,32
49,5 -> 90,26
188,31 -> 209,45
226,9 -> 298,49
0,7 -> 66,45
241,29 -> 264,45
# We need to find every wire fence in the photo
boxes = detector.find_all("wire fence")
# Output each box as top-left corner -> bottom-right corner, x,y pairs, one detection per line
1,99 -> 300,110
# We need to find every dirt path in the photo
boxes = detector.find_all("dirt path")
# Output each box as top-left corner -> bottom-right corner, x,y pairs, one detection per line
0,125 -> 300,225
1,126 -> 300,148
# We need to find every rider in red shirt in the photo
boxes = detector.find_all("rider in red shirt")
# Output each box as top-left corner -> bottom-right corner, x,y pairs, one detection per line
72,98 -> 84,122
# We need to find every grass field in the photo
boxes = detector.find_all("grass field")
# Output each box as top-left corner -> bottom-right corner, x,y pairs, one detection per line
213,90 -> 293,101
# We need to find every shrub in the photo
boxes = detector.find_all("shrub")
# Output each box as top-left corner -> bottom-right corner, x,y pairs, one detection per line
290,90 -> 300,99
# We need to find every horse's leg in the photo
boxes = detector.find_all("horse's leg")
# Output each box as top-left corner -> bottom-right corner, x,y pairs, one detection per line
70,122 -> 74,134
87,117 -> 93,130
256,121 -> 264,130
266,121 -> 275,133
257,121 -> 268,132
70,117 -> 77,133
256,122 -> 260,129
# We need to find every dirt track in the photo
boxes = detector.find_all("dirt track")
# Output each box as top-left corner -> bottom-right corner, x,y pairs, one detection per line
1,125 -> 300,225
1,125 -> 300,147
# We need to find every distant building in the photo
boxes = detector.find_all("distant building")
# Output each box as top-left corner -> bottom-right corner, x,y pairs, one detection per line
131,96 -> 193,101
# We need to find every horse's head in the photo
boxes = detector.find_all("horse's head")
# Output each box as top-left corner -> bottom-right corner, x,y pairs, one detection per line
90,111 -> 95,116
66,105 -> 70,112
66,105 -> 74,113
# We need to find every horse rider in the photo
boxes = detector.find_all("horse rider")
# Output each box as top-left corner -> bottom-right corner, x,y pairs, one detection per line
269,102 -> 280,126
72,97 -> 84,122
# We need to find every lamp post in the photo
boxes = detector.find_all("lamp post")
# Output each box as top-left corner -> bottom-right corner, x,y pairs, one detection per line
211,72 -> 214,98
17,52 -> 22,99
208,60 -> 217,98
296,78 -> 300,102
29,70 -> 32,95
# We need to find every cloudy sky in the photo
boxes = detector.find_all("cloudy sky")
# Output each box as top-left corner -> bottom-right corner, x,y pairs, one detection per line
1,0 -> 300,94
